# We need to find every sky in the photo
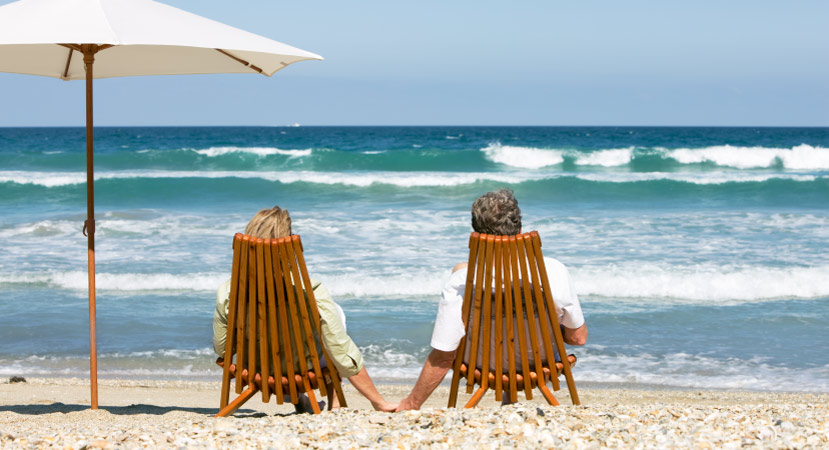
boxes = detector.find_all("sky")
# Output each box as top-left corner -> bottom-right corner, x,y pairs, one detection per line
0,0 -> 827,126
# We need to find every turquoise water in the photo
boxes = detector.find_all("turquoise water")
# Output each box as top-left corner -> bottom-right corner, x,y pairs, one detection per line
0,126 -> 827,391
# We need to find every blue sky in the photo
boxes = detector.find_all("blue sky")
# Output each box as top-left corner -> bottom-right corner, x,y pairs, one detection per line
1,0 -> 827,126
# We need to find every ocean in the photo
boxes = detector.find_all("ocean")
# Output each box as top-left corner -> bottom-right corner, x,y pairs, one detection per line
0,126 -> 827,392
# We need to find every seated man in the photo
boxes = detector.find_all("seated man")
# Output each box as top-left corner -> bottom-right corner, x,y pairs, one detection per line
213,205 -> 396,413
397,189 -> 587,411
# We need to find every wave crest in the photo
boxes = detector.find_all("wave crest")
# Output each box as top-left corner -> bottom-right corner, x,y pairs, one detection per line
193,146 -> 312,157
482,143 -> 564,169
666,144 -> 829,169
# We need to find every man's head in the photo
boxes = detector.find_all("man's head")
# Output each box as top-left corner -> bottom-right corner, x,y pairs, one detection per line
245,206 -> 292,239
471,189 -> 522,235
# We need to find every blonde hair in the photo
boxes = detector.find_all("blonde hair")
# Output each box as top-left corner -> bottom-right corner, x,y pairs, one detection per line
244,206 -> 292,239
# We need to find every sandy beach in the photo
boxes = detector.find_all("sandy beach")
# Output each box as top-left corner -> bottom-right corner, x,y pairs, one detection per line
0,377 -> 826,449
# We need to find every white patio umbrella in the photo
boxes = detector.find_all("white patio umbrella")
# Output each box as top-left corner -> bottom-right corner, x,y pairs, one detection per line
0,0 -> 321,409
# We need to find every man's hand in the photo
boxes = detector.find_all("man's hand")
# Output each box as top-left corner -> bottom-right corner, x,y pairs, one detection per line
563,323 -> 588,346
393,349 -> 455,412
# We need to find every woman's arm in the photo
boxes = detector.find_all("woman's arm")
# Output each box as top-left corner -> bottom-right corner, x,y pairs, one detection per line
347,367 -> 397,412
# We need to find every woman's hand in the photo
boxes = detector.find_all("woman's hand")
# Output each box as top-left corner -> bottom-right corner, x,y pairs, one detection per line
373,400 -> 399,412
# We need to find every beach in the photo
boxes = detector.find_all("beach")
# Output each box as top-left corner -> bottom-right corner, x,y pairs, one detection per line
1,378 -> 826,449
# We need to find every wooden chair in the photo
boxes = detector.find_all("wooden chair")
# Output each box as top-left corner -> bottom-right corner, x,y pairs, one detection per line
217,233 -> 347,417
448,231 -> 580,408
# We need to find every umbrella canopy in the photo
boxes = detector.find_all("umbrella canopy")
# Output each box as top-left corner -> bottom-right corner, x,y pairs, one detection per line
0,0 -> 321,79
0,0 -> 321,410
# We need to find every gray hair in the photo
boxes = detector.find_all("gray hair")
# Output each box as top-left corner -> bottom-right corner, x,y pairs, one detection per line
470,189 -> 522,235
245,206 -> 292,239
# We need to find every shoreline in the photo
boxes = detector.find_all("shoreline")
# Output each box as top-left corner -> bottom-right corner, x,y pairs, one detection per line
1,377 -> 826,448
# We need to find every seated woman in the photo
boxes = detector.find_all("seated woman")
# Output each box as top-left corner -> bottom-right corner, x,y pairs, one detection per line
213,206 -> 395,413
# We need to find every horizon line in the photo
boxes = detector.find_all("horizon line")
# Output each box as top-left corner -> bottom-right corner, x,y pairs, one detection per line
1,124 -> 828,129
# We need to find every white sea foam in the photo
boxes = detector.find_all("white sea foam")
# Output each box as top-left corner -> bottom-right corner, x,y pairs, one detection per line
193,146 -> 312,157
573,171 -> 818,185
3,350 -> 826,390
0,348 -> 221,380
0,271 -> 227,292
0,170 -> 544,188
482,143 -> 564,169
360,343 -> 424,368
666,144 -> 829,170
481,143 -> 829,171
0,170 -> 87,187
4,264 -> 828,303
0,363 -> 218,380
576,352 -> 829,392
574,264 -> 829,303
316,271 -> 448,298
573,148 -> 634,167
4,169 -> 822,189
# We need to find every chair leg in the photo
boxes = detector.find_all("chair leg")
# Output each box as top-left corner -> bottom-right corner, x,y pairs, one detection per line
303,377 -> 321,414
538,383 -> 560,406
216,386 -> 259,417
464,386 -> 488,408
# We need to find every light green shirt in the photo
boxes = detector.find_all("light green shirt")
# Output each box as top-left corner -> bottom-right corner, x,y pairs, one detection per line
212,278 -> 364,378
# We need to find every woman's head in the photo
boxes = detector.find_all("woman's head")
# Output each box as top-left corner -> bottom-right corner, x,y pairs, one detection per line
471,189 -> 522,236
245,206 -> 292,239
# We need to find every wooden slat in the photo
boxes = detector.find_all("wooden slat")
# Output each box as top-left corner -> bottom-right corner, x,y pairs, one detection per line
263,240 -> 284,404
234,236 -> 250,394
272,240 -> 298,402
479,235 -> 495,391
508,236 -> 533,398
522,235 -> 560,405
255,239 -> 270,401
516,234 -> 544,381
448,233 -> 479,407
492,237 -> 504,401
523,234 -> 559,392
516,234 -> 544,399
532,232 -> 580,405
502,239 -> 518,403
285,236 -> 326,398
291,236 -> 345,405
246,240 -> 258,390
466,233 -> 487,392
278,237 -> 311,399
220,234 -> 243,408
216,386 -> 257,418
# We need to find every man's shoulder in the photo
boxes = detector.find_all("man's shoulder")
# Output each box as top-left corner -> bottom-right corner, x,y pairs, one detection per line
447,265 -> 469,286
542,256 -> 569,273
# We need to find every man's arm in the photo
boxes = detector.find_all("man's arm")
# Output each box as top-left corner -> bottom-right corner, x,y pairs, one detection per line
563,323 -> 588,346
396,349 -> 456,411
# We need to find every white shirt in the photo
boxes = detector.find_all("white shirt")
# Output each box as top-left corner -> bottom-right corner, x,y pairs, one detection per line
430,256 -> 584,353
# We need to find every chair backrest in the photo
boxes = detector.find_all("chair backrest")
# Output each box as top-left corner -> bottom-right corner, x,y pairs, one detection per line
448,231 -> 579,406
219,233 -> 344,407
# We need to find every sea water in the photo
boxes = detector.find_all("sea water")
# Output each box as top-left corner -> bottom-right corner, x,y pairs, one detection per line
0,126 -> 827,392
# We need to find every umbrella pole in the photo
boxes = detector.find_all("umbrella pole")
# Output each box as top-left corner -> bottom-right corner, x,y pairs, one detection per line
83,44 -> 99,410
